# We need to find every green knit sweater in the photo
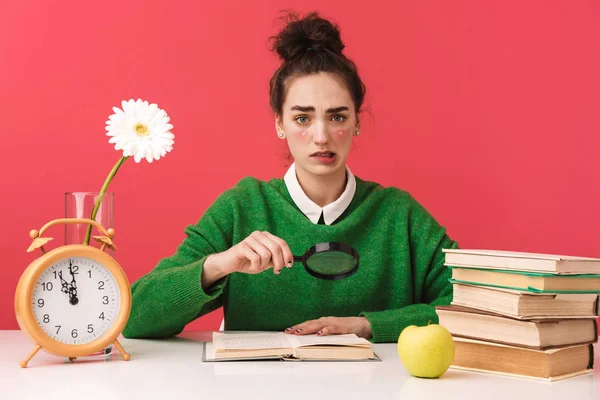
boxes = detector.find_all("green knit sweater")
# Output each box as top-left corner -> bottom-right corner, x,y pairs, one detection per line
122,176 -> 458,343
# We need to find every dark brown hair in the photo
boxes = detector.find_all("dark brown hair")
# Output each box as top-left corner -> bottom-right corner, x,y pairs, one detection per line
269,12 -> 366,116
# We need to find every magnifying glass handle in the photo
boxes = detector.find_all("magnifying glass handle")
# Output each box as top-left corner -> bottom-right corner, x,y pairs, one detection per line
293,256 -> 303,263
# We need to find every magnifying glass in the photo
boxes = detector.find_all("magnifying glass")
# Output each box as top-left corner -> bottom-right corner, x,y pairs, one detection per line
293,242 -> 359,280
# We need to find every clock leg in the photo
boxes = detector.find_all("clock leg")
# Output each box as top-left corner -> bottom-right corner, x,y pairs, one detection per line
113,339 -> 130,361
20,344 -> 42,368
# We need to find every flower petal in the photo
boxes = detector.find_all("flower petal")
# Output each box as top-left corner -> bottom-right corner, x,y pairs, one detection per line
105,99 -> 174,163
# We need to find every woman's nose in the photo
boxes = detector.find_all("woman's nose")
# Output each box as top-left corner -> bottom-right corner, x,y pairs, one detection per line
312,122 -> 328,144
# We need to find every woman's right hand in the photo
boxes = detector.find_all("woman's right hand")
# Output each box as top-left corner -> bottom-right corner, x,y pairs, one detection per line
203,231 -> 294,287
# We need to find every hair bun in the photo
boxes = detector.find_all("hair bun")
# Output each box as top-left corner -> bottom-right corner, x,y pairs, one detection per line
272,12 -> 345,62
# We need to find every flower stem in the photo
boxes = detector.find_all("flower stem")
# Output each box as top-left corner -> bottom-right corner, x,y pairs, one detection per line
84,156 -> 129,245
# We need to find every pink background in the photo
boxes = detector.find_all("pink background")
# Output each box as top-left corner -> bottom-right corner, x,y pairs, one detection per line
1,1 -> 599,330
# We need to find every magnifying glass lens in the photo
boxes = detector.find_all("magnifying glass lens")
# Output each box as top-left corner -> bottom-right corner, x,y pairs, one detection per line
305,250 -> 357,276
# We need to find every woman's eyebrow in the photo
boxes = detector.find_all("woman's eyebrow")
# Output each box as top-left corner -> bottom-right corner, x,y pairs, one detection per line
326,106 -> 349,113
290,105 -> 315,112
289,105 -> 349,113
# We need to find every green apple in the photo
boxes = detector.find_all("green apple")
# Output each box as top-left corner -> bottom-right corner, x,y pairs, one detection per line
397,323 -> 455,378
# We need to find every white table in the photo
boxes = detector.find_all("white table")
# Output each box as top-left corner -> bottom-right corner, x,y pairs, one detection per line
0,330 -> 598,400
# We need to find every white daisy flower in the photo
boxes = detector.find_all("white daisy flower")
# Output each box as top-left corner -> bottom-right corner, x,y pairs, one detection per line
106,99 -> 174,163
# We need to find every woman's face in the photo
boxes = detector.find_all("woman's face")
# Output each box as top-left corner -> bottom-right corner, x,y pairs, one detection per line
276,72 -> 358,179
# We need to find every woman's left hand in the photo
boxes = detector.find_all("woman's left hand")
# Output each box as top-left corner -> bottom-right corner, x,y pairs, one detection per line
284,316 -> 372,340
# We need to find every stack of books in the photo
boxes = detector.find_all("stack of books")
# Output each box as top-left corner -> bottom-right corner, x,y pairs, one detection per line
436,249 -> 600,381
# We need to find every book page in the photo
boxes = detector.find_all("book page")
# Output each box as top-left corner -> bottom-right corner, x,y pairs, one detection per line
287,334 -> 371,348
213,332 -> 293,350
204,341 -> 216,360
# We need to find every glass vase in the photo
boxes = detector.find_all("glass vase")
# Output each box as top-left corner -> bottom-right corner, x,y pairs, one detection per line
64,191 -> 114,357
65,192 -> 114,248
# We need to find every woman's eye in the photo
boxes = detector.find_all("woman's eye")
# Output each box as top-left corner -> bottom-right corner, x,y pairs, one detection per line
295,116 -> 309,124
332,114 -> 347,122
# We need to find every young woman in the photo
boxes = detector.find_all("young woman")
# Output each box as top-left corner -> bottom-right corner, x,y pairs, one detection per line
122,12 -> 458,343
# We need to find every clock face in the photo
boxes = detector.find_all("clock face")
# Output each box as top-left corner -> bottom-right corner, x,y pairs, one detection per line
32,256 -> 121,345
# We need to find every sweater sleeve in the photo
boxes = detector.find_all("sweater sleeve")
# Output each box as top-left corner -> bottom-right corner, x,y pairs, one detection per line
122,190 -> 235,339
360,194 -> 458,343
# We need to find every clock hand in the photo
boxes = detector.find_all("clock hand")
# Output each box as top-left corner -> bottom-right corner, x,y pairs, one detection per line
58,270 -> 78,305
57,271 -> 70,295
68,285 -> 79,305
68,259 -> 76,282
67,259 -> 79,305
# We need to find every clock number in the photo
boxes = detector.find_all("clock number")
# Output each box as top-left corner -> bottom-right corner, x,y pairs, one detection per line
53,271 -> 58,279
102,296 -> 109,305
43,314 -> 49,323
55,325 -> 61,334
42,282 -> 53,291
98,281 -> 105,290
99,312 -> 105,320
37,299 -> 44,308
88,270 -> 92,278
87,324 -> 94,333
71,329 -> 78,338
71,265 -> 79,274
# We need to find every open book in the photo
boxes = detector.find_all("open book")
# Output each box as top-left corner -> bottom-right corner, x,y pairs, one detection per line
202,331 -> 380,362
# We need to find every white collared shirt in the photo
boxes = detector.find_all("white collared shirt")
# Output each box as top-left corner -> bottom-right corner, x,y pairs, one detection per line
283,162 -> 356,225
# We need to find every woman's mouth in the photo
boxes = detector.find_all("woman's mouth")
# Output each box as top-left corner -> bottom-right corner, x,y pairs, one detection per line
310,151 -> 337,165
